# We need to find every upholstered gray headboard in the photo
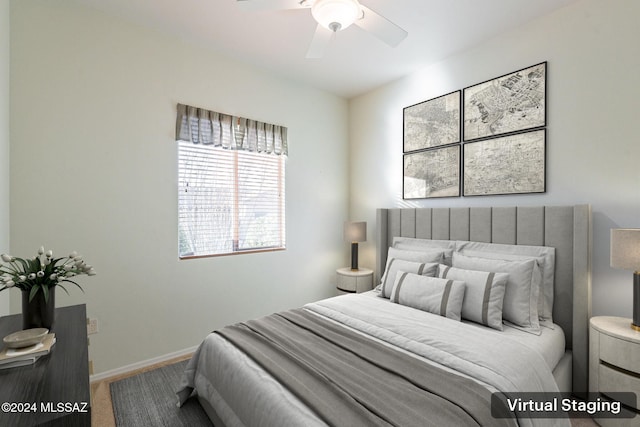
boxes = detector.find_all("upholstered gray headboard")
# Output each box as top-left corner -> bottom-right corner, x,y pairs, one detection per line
376,205 -> 592,395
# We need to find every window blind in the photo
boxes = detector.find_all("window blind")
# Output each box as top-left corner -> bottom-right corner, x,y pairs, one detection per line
176,104 -> 286,258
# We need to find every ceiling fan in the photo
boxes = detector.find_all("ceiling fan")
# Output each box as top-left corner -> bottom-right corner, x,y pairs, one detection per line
236,0 -> 408,58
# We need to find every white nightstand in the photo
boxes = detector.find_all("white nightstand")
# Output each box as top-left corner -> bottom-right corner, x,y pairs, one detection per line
589,316 -> 640,426
336,267 -> 373,294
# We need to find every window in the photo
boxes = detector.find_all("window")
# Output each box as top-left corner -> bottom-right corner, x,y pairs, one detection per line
176,104 -> 287,258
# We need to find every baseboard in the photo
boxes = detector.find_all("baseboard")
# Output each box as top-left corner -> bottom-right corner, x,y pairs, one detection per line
89,345 -> 198,383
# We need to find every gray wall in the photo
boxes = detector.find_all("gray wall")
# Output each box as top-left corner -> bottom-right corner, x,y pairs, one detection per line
0,0 -> 9,316
10,0 -> 349,374
349,0 -> 640,318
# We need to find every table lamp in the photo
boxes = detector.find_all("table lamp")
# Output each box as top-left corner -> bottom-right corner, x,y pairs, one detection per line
344,221 -> 366,270
610,228 -> 640,331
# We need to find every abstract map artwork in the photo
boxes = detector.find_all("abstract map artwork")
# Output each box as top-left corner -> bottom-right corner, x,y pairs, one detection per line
463,62 -> 546,141
463,129 -> 545,196
404,145 -> 460,199
404,91 -> 460,152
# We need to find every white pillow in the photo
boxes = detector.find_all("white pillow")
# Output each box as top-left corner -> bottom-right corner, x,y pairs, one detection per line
387,246 -> 444,264
393,237 -> 456,266
437,264 -> 507,331
377,247 -> 443,295
455,241 -> 555,323
379,259 -> 438,299
452,252 -> 541,334
390,272 -> 465,321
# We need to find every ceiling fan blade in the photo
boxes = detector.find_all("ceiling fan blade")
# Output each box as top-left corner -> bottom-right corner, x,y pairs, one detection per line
354,4 -> 408,47
306,24 -> 334,59
235,0 -> 309,11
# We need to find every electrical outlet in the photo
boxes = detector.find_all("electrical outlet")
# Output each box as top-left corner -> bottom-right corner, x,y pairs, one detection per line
87,318 -> 99,335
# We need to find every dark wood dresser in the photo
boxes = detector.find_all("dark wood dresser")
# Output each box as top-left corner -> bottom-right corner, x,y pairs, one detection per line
0,304 -> 91,426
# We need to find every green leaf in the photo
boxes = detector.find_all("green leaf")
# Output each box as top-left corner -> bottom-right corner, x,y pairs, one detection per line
29,285 -> 40,302
57,284 -> 70,296
42,284 -> 49,303
60,279 -> 84,292
16,258 -> 29,271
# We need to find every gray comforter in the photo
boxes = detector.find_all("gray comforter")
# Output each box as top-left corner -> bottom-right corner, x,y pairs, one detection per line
179,293 -> 570,427
215,308 -> 515,427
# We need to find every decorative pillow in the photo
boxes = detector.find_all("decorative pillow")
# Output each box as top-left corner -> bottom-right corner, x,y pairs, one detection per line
379,259 -> 438,299
452,252 -> 541,334
390,272 -> 465,321
376,247 -> 442,294
455,241 -> 555,323
393,237 -> 456,266
437,265 -> 507,330
387,246 -> 444,264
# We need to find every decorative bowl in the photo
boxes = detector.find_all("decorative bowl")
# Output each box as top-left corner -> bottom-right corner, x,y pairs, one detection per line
3,328 -> 49,349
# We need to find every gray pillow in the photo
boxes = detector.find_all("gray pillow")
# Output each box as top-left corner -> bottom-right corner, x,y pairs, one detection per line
452,252 -> 541,334
393,237 -> 456,266
437,265 -> 507,330
390,272 -> 465,321
387,246 -> 444,264
379,259 -> 438,299
455,241 -> 555,323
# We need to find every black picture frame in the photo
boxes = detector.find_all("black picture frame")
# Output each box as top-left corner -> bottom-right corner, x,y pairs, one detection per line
403,91 -> 461,153
463,129 -> 546,197
463,62 -> 546,142
403,145 -> 460,199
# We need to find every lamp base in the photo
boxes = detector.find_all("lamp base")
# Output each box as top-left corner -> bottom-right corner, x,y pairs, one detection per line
633,272 -> 640,331
350,242 -> 359,271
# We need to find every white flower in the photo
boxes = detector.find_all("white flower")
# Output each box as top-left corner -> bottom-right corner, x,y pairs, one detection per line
28,273 -> 36,280
5,279 -> 14,287
1,254 -> 13,263
36,271 -> 45,278
87,268 -> 96,276
46,250 -> 53,258
38,246 -> 45,255
50,273 -> 58,281
18,275 -> 26,282
69,251 -> 78,258
74,255 -> 83,262
44,258 -> 51,266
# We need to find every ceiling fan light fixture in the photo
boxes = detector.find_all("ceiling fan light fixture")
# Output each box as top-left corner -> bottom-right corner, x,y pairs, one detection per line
311,0 -> 361,32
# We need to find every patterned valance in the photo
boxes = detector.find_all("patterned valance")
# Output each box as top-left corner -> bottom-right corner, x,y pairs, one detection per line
175,103 -> 288,156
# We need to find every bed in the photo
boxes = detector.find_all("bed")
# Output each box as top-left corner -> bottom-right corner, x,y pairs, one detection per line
178,204 -> 592,427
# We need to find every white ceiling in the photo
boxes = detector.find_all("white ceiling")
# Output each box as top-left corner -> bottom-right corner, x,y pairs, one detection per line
71,0 -> 578,98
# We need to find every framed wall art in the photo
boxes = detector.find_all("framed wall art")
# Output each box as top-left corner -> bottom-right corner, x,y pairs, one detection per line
463,62 -> 546,141
403,91 -> 460,152
463,129 -> 546,196
403,145 -> 460,199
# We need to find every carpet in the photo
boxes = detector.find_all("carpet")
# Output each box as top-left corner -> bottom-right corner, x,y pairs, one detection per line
110,359 -> 213,427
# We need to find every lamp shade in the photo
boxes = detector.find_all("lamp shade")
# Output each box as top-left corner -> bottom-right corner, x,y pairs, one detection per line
311,0 -> 361,32
611,228 -> 640,271
344,221 -> 366,243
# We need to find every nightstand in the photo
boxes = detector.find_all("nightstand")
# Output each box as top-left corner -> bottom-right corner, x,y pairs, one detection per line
336,267 -> 373,294
589,316 -> 640,426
